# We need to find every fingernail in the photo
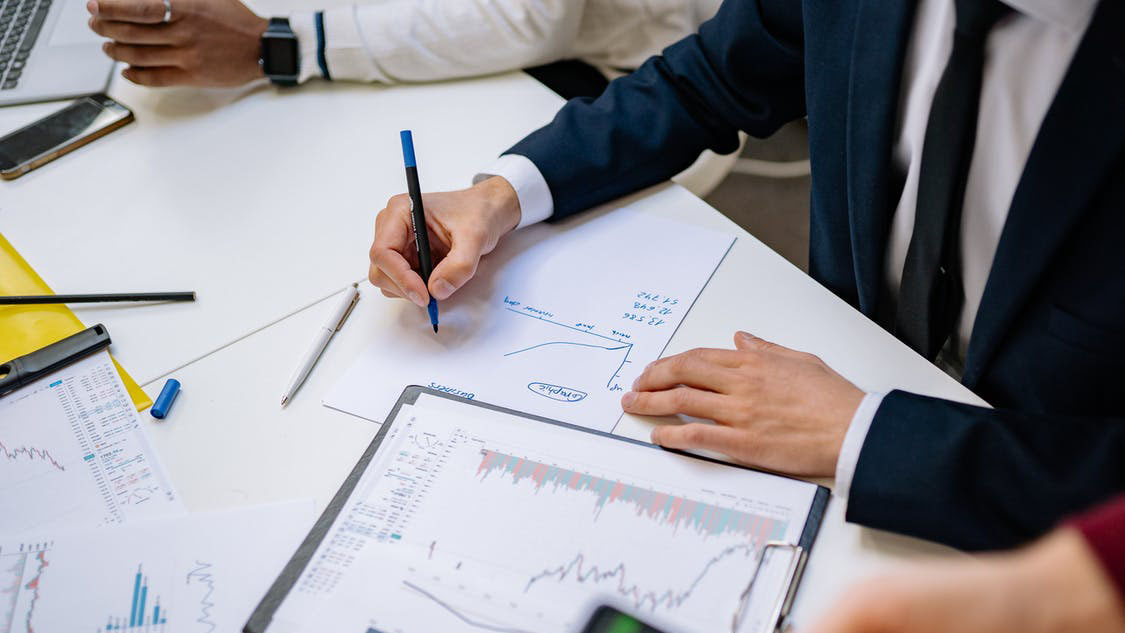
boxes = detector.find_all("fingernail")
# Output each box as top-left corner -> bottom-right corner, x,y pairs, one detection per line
737,331 -> 753,342
621,392 -> 636,408
87,0 -> 97,14
650,428 -> 663,444
431,279 -> 455,300
407,291 -> 425,307
102,42 -> 109,52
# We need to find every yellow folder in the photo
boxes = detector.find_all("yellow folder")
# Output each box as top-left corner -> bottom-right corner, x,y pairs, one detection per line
0,233 -> 152,411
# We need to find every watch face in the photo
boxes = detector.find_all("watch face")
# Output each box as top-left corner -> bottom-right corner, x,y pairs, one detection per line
263,35 -> 298,77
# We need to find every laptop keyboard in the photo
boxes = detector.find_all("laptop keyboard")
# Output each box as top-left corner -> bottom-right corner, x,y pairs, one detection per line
0,0 -> 53,90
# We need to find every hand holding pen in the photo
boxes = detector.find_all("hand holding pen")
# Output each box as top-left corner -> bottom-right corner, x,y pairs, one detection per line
367,133 -> 522,325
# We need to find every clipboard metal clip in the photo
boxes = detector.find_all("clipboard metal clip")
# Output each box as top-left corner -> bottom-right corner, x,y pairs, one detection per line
731,540 -> 808,633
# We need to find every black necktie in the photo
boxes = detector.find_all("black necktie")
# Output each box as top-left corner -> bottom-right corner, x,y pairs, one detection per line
895,0 -> 1011,361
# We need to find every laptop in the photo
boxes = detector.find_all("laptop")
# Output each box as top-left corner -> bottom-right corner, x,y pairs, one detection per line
0,0 -> 114,106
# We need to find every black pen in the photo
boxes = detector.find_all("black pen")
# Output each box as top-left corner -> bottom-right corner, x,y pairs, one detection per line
0,292 -> 196,305
400,129 -> 439,333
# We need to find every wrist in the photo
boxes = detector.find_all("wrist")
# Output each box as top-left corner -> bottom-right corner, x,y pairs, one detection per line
479,176 -> 522,236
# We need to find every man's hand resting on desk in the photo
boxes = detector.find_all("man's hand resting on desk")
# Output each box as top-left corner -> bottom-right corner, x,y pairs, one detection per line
88,0 -> 267,87
369,177 -> 522,306
624,331 -> 864,477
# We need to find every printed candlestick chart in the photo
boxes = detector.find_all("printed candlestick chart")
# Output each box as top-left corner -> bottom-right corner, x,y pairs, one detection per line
476,449 -> 788,541
1,542 -> 52,633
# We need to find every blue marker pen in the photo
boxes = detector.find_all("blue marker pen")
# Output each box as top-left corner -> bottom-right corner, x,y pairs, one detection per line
400,130 -> 439,333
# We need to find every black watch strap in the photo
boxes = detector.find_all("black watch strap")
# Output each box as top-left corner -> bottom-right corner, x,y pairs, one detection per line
260,17 -> 299,87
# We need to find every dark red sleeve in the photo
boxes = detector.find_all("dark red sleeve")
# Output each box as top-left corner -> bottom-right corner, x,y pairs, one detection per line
1070,494 -> 1125,599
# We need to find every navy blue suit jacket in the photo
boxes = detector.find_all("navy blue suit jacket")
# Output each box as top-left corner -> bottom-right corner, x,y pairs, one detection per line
507,0 -> 1125,550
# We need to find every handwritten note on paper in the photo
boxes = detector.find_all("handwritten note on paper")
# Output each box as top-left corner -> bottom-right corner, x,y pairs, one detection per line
323,208 -> 735,432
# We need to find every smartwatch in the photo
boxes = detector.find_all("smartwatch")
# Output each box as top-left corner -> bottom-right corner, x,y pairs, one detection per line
260,17 -> 299,87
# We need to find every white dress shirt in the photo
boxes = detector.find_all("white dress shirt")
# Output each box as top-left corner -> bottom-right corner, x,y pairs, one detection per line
287,0 -> 722,85
484,0 -> 1097,498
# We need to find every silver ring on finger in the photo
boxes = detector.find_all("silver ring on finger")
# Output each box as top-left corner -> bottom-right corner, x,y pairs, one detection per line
161,0 -> 172,23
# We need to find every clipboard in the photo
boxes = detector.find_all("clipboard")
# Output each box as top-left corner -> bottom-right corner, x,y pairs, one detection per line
246,386 -> 830,633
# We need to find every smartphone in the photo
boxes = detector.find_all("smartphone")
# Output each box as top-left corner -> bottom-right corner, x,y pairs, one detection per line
0,94 -> 134,180
580,606 -> 673,633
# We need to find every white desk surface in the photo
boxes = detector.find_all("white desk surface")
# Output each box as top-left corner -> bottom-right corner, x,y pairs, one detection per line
1,62 -> 985,629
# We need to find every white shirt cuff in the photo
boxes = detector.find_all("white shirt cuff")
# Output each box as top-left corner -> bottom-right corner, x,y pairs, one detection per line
474,154 -> 554,229
834,392 -> 885,499
289,11 -> 321,84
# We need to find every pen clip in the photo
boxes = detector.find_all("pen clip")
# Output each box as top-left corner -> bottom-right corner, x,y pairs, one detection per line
335,291 -> 360,331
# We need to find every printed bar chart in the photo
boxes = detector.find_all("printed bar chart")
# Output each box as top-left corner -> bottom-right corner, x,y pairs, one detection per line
99,565 -> 167,632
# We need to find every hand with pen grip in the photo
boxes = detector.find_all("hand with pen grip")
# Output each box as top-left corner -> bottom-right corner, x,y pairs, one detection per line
368,176 -> 521,307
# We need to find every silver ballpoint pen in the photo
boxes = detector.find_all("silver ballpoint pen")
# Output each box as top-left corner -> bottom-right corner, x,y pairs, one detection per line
281,283 -> 360,407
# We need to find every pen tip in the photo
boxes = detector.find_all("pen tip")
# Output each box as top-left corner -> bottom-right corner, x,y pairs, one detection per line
281,396 -> 289,407
433,324 -> 439,333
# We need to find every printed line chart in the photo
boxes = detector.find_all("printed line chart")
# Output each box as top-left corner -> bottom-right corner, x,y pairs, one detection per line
525,544 -> 756,613
0,441 -> 66,472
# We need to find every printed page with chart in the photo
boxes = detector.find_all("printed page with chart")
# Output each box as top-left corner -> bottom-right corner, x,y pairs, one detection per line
0,350 -> 183,534
262,393 -> 827,633
0,500 -> 314,633
324,209 -> 735,431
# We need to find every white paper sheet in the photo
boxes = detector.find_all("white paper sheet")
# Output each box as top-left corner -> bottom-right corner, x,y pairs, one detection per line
0,500 -> 314,633
0,351 -> 184,533
324,209 -> 735,431
269,403 -> 818,633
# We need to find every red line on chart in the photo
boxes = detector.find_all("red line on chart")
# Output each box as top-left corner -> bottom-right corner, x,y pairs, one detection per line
0,440 -> 65,471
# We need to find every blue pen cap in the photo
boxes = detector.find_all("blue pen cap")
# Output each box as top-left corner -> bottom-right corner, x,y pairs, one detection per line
400,130 -> 416,168
150,379 -> 181,419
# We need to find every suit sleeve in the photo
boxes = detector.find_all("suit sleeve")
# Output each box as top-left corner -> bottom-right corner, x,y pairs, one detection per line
506,0 -> 807,219
1070,494 -> 1125,600
846,390 -> 1125,551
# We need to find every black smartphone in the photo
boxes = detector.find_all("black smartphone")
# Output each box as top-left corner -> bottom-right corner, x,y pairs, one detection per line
580,605 -> 674,633
0,94 -> 134,180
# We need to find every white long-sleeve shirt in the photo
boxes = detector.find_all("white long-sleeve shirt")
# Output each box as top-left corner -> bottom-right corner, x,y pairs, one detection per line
287,0 -> 721,84
485,0 -> 1097,498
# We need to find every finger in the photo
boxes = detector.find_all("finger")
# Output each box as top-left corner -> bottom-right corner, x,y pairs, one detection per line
120,66 -> 191,86
371,203 -> 428,307
634,349 -> 744,393
649,423 -> 748,455
428,232 -> 485,301
734,331 -> 814,360
89,0 -> 169,23
90,18 -> 182,44
621,387 -> 734,419
369,263 -> 410,301
103,42 -> 181,67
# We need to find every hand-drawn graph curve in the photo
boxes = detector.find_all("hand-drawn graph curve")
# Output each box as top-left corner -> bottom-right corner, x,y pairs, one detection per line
502,308 -> 634,403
